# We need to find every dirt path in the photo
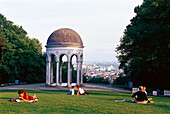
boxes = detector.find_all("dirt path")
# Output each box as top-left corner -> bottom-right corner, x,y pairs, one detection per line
0,83 -> 131,93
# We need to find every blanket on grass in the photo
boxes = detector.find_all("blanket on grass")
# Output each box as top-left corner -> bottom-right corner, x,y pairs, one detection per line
10,98 -> 38,103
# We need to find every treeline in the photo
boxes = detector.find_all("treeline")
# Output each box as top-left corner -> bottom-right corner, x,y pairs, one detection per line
0,14 -> 46,84
87,77 -> 109,84
115,0 -> 170,89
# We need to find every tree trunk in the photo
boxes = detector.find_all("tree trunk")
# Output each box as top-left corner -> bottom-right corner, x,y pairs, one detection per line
0,48 -> 5,65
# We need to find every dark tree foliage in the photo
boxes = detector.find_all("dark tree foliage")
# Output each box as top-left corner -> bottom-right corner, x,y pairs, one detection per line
114,74 -> 130,85
60,62 -> 78,83
116,0 -> 170,89
0,14 -> 46,84
88,77 -> 109,84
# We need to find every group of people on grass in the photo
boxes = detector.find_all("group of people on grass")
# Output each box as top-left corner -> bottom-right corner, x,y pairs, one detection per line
15,85 -> 153,103
69,85 -> 88,95
132,86 -> 154,104
14,85 -> 88,102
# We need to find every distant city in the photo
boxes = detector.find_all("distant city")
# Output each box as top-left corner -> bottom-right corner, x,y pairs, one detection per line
73,61 -> 123,84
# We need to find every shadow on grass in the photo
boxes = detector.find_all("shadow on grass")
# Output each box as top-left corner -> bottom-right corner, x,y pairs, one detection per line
0,97 -> 13,99
31,90 -> 68,94
0,89 -> 132,98
89,92 -> 130,97
98,98 -> 132,102
0,89 -> 69,94
0,90 -> 18,92
0,97 -> 13,102
152,104 -> 170,111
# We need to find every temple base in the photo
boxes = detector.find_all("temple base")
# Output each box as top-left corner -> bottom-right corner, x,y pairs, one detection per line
46,83 -> 77,87
67,84 -> 71,87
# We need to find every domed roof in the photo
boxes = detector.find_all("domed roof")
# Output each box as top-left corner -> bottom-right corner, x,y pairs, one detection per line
46,28 -> 83,47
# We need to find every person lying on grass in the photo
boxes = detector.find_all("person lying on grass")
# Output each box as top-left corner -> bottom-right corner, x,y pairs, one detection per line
132,86 -> 154,104
18,89 -> 37,102
77,85 -> 88,95
69,86 -> 76,95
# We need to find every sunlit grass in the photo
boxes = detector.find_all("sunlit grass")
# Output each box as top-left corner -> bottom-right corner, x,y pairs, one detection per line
0,90 -> 169,113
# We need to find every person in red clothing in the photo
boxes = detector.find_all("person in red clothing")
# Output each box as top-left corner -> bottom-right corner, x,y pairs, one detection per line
18,89 -> 37,102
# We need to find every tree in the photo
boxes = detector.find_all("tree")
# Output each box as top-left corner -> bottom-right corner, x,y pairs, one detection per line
0,32 -> 7,65
88,77 -> 109,84
0,13 -> 46,84
60,62 -> 77,83
116,0 -> 170,89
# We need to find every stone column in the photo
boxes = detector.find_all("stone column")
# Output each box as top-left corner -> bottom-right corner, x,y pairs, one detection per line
77,61 -> 80,85
59,61 -> 62,83
70,67 -> 72,84
50,61 -> 53,83
56,61 -> 59,86
67,61 -> 71,87
80,61 -> 83,85
46,59 -> 51,85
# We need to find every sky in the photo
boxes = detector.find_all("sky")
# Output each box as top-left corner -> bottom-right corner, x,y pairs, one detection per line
0,0 -> 143,63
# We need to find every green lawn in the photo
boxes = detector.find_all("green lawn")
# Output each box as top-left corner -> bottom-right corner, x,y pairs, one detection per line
0,90 -> 169,114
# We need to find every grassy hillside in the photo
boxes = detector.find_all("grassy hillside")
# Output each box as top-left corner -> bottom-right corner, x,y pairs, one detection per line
0,90 -> 169,113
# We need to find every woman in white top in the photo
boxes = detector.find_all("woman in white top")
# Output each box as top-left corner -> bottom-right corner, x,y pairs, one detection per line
77,86 -> 88,95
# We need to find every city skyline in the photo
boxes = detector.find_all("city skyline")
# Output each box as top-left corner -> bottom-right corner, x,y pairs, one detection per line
0,0 -> 143,62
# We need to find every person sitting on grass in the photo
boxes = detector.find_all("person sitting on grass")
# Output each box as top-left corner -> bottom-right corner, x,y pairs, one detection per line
142,86 -> 154,103
143,86 -> 147,95
132,86 -> 154,104
77,85 -> 88,95
18,89 -> 37,102
69,86 -> 76,95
